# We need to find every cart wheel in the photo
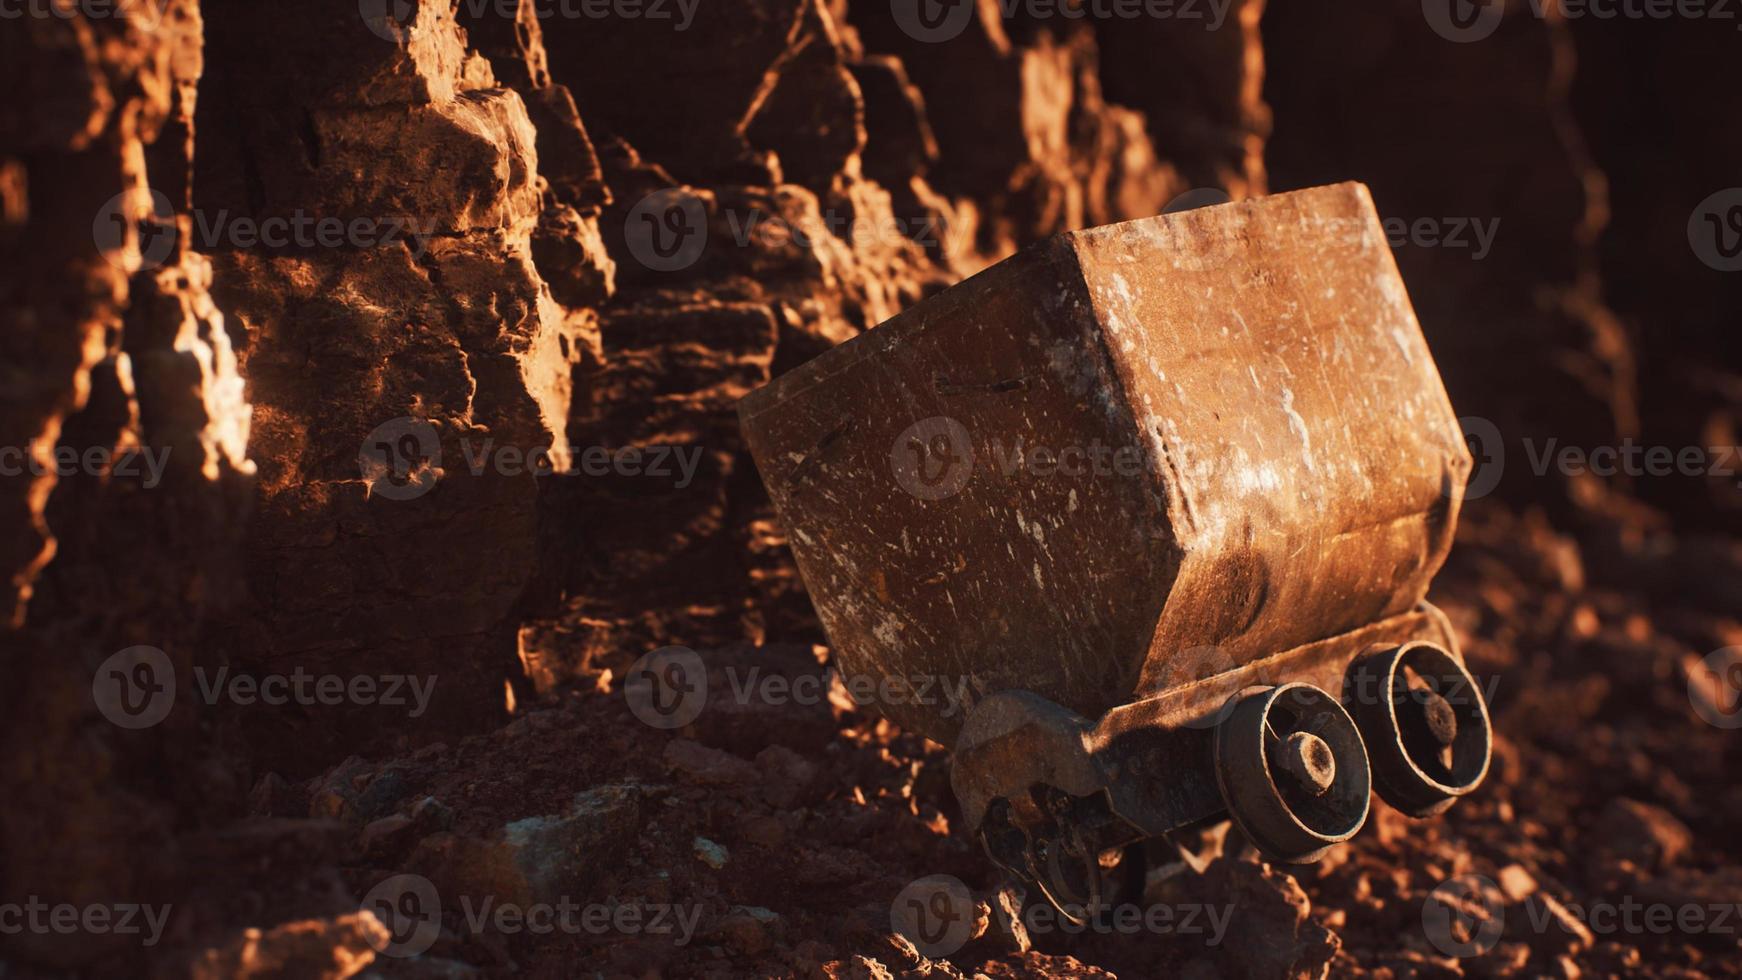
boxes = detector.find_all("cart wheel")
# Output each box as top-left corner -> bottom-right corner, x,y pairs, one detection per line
1214,683 -> 1371,863
1345,641 -> 1492,817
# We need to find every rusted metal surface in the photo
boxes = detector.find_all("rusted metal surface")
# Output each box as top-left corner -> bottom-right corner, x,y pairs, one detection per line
1346,640 -> 1493,817
740,182 -> 1488,908
742,182 -> 1469,741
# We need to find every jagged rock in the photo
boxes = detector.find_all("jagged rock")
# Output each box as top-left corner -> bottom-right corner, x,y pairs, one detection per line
0,1 -> 258,970
190,912 -> 386,980
848,6 -> 1182,256
309,757 -> 413,827
196,0 -> 584,772
1593,798 -> 1693,868
1092,0 -> 1269,196
744,0 -> 867,192
1187,858 -> 1340,980
664,739 -> 760,786
409,783 -> 644,906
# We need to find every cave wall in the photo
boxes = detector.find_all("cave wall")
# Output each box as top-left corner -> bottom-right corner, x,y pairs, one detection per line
0,0 -> 255,968
1263,0 -> 1636,516
0,0 -> 1734,972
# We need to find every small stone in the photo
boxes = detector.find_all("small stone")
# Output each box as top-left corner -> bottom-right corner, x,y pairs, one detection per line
1518,893 -> 1595,958
409,784 -> 643,905
249,773 -> 292,817
993,883 -> 1031,954
713,912 -> 770,955
410,795 -> 456,833
663,739 -> 759,786
190,913 -> 387,980
694,835 -> 729,869
757,744 -> 822,808
1595,798 -> 1693,867
740,815 -> 786,846
1497,864 -> 1538,902
360,813 -> 415,853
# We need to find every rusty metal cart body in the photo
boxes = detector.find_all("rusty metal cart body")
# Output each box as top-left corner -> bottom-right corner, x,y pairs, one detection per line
740,183 -> 1492,915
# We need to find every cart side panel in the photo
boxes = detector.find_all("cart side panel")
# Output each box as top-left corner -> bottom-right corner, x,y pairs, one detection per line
1068,183 -> 1471,697
740,240 -> 1181,745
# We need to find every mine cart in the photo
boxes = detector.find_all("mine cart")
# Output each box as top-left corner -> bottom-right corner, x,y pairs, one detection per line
739,183 -> 1492,916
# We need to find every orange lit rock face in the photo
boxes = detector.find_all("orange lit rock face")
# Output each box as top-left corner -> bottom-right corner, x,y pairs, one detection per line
194,3 -> 580,768
0,1 -> 255,969
0,1 -> 1735,977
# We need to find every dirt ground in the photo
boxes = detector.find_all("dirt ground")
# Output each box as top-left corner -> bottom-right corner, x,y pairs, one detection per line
217,497 -> 1739,979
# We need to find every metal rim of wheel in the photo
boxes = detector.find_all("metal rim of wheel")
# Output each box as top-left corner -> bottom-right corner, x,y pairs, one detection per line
1213,682 -> 1372,863
1345,641 -> 1492,818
